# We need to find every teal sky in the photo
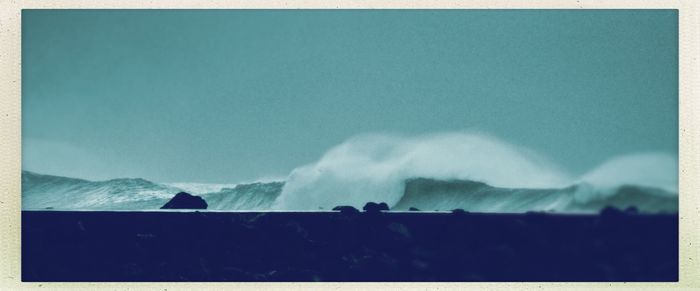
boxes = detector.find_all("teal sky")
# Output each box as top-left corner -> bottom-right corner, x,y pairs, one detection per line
22,10 -> 678,183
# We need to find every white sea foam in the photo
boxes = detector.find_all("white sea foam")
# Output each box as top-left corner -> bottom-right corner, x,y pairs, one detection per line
22,132 -> 678,213
272,132 -> 572,210
272,132 -> 677,211
579,152 -> 678,192
573,153 -> 678,203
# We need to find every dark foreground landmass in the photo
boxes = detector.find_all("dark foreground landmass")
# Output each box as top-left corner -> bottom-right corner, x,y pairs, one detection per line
22,210 -> 678,282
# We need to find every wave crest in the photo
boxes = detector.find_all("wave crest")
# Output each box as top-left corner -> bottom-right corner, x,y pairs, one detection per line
273,132 -> 677,211
23,132 -> 678,213
273,132 -> 572,210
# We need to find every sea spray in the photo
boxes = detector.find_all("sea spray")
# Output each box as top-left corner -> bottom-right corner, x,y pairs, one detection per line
573,152 -> 678,203
272,132 -> 572,210
22,132 -> 678,213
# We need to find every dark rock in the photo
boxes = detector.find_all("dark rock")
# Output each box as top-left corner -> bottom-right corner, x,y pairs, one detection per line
451,208 -> 467,214
332,205 -> 360,214
624,206 -> 639,215
363,202 -> 389,213
160,192 -> 208,209
600,206 -> 624,217
601,206 -> 640,217
525,211 -> 547,216
408,207 -> 421,211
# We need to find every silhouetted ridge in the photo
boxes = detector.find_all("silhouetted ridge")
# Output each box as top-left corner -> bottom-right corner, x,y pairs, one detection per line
23,210 -> 679,281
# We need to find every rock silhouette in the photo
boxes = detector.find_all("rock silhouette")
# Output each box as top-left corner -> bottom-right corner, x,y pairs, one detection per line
451,208 -> 467,214
332,205 -> 360,214
600,205 -> 641,217
363,202 -> 389,213
160,192 -> 208,209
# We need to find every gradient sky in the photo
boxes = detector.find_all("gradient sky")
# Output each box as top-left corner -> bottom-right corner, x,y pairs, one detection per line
22,10 -> 678,183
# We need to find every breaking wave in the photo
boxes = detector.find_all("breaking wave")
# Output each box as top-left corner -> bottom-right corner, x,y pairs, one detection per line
394,178 -> 676,213
22,171 -> 179,210
21,171 -> 284,211
272,133 -> 677,212
22,132 -> 678,213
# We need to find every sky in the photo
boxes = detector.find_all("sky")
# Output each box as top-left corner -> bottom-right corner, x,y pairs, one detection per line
22,10 -> 678,183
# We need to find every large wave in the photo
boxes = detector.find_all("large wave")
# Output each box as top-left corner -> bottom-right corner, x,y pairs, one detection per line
22,132 -> 678,213
22,171 -> 179,210
272,132 -> 677,212
21,171 -> 283,211
394,178 -> 676,213
201,182 -> 284,210
273,133 -> 571,210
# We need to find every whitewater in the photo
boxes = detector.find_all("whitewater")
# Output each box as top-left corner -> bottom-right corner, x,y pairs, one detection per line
22,132 -> 678,213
